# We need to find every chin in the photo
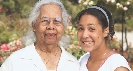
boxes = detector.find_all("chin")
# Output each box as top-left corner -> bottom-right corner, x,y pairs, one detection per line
46,41 -> 55,44
82,47 -> 93,52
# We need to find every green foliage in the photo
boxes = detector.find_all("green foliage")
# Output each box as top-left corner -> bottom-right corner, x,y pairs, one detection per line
108,39 -> 120,49
0,15 -> 29,45
126,18 -> 133,31
114,24 -> 122,32
1,0 -> 37,17
62,0 -> 133,31
20,5 -> 33,18
1,0 -> 15,15
67,47 -> 86,59
0,51 -> 12,66
61,0 -> 81,19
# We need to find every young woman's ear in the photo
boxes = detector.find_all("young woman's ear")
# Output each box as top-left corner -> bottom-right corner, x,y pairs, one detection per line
104,27 -> 109,37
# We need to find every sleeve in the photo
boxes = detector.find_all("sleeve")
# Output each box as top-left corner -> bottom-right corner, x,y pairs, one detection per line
0,56 -> 14,71
0,51 -> 21,71
111,54 -> 132,71
74,61 -> 81,71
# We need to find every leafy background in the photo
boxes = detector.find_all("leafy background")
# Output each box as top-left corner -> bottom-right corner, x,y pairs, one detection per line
0,0 -> 133,70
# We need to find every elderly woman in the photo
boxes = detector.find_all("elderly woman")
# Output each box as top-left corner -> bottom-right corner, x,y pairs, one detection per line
0,0 -> 80,71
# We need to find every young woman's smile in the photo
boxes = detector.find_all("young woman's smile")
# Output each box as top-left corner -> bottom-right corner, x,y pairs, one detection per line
77,14 -> 106,52
81,39 -> 94,47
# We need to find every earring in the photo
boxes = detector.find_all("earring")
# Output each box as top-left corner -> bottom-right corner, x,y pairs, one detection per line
108,33 -> 112,40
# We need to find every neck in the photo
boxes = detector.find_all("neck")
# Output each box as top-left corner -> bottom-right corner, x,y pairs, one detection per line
89,46 -> 110,61
34,42 -> 59,53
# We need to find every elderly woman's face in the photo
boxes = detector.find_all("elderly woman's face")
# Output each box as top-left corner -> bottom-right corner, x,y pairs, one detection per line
33,4 -> 64,45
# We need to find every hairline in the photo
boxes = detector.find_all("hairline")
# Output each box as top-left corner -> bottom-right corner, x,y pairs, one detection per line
29,1 -> 68,28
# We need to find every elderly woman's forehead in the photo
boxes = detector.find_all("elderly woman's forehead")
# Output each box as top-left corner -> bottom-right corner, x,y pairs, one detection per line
39,3 -> 62,16
41,3 -> 61,9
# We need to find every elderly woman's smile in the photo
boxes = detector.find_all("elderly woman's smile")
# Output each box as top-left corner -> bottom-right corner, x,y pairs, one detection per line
45,33 -> 56,38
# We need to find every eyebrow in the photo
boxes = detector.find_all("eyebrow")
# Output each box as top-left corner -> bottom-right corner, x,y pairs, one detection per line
78,23 -> 95,26
42,16 -> 59,19
41,16 -> 47,18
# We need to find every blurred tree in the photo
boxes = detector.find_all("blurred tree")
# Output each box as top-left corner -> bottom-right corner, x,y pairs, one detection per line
0,0 -> 37,18
61,0 -> 133,31
0,0 -> 37,44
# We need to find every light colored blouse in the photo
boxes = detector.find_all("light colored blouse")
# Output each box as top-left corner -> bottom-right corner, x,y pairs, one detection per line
0,44 -> 80,71
47,69 -> 57,71
79,52 -> 132,71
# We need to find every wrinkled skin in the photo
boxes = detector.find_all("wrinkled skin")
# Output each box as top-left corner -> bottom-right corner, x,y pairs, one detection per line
33,4 -> 64,48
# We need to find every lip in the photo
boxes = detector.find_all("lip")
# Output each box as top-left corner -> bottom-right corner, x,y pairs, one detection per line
81,40 -> 94,47
45,33 -> 56,38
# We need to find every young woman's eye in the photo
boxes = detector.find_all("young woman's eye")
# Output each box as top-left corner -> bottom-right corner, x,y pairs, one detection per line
89,28 -> 95,31
78,27 -> 83,31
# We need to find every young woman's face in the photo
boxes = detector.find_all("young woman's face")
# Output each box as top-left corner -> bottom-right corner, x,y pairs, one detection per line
77,14 -> 108,52
33,4 -> 64,46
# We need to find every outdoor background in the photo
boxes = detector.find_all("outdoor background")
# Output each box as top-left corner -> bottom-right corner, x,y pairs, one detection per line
0,0 -> 133,70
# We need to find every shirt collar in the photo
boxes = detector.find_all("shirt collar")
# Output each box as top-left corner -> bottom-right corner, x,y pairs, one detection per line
18,44 -> 76,62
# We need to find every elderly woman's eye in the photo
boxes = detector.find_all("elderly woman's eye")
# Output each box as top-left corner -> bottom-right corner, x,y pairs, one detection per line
41,17 -> 50,23
54,18 -> 62,23
54,20 -> 60,23
40,19 -> 49,26
42,20 -> 49,23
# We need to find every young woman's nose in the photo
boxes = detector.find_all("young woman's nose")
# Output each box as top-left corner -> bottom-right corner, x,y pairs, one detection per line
82,30 -> 89,38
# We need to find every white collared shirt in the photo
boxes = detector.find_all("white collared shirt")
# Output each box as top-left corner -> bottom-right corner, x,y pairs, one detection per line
79,52 -> 132,71
0,44 -> 80,71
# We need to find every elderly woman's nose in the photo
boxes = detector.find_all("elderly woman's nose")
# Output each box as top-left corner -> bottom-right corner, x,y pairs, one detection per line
46,22 -> 55,30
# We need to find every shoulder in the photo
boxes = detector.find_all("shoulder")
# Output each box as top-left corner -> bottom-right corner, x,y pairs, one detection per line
59,47 -> 80,71
10,44 -> 34,58
60,46 -> 80,63
105,53 -> 131,71
61,47 -> 78,61
0,44 -> 34,71
108,54 -> 128,63
3,44 -> 34,62
79,52 -> 90,65
115,67 -> 130,71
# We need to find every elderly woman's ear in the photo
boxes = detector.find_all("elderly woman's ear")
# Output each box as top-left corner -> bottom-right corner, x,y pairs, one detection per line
32,22 -> 36,32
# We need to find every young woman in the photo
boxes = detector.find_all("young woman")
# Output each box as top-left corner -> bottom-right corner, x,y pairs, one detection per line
75,5 -> 131,71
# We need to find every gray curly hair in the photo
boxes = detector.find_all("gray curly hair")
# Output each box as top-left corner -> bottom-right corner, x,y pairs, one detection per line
22,0 -> 70,48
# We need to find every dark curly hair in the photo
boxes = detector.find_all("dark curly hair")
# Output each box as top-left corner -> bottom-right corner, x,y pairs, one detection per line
75,5 -> 115,41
